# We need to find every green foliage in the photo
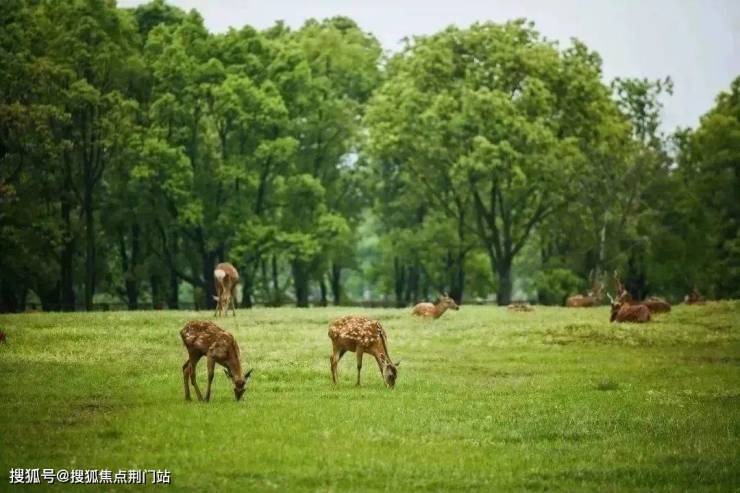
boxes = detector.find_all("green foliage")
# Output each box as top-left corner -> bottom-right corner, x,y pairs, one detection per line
533,268 -> 584,305
0,2 -> 736,310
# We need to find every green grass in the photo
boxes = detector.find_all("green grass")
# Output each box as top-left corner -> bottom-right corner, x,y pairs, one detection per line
1,303 -> 739,492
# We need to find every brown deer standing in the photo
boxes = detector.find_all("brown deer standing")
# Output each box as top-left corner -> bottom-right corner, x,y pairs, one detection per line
180,320 -> 253,401
607,293 -> 651,323
214,262 -> 239,317
329,315 -> 399,388
411,294 -> 459,318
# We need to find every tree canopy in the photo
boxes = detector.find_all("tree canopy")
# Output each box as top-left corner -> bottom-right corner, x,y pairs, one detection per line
0,1 -> 736,311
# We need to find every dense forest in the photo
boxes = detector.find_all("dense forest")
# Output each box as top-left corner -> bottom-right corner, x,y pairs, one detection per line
0,0 -> 737,311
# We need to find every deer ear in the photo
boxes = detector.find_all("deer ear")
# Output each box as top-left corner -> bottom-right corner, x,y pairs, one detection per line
223,368 -> 233,379
244,368 -> 254,380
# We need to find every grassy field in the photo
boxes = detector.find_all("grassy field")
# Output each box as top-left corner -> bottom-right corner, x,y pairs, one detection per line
1,303 -> 738,492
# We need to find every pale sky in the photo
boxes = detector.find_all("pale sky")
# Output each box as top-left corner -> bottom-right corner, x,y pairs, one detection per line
120,0 -> 739,132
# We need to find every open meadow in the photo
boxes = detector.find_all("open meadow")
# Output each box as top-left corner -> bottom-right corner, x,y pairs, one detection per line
1,303 -> 739,492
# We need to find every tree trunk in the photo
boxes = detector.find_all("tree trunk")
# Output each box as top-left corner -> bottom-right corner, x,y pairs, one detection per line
330,262 -> 341,305
318,275 -> 328,307
242,269 -> 254,308
393,257 -> 406,307
150,274 -> 160,309
0,278 -> 19,313
168,266 -> 179,309
291,260 -> 309,307
60,180 -> 75,311
405,263 -> 419,304
271,255 -> 282,306
83,182 -> 96,311
202,251 -> 217,309
450,251 -> 465,304
123,224 -> 140,310
495,260 -> 513,305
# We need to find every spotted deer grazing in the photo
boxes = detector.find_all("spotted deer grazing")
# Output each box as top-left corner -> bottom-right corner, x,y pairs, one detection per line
607,293 -> 650,323
411,293 -> 459,318
214,262 -> 239,317
180,321 -> 253,401
329,315 -> 399,388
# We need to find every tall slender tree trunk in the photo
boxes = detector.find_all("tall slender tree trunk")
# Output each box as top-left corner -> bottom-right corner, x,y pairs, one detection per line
330,262 -> 341,305
60,184 -> 75,311
271,255 -> 282,306
242,269 -> 254,308
122,224 -> 140,310
83,182 -> 95,311
168,266 -> 179,309
393,257 -> 406,307
318,275 -> 328,307
202,251 -> 217,309
450,251 -> 466,304
150,275 -> 160,309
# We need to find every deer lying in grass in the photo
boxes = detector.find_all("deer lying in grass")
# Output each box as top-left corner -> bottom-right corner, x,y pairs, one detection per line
608,293 -> 650,323
214,262 -> 239,317
614,271 -> 670,314
507,301 -> 534,312
566,274 -> 604,308
411,294 -> 459,318
180,320 -> 253,401
685,287 -> 706,305
329,315 -> 399,388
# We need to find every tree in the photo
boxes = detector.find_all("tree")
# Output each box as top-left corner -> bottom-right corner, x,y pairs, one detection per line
366,21 -> 624,304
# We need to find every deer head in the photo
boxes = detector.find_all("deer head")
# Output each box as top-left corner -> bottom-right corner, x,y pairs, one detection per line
438,293 -> 460,311
607,292 -> 622,322
224,367 -> 253,401
382,359 -> 400,388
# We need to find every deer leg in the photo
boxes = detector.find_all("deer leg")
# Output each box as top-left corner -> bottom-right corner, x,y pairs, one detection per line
230,285 -> 237,316
356,348 -> 364,386
330,345 -> 346,385
182,360 -> 192,401
189,354 -> 204,401
205,354 -> 216,402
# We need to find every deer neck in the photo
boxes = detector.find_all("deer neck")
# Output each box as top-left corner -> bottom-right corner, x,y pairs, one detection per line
378,352 -> 392,370
226,356 -> 243,384
434,303 -> 447,318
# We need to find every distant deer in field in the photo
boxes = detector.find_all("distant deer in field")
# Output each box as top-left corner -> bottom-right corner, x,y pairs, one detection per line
213,262 -> 239,317
180,320 -> 253,401
507,301 -> 534,312
329,315 -> 399,388
566,272 -> 604,307
613,271 -> 670,313
607,293 -> 650,323
0,330 -> 6,344
412,293 -> 459,318
685,287 -> 706,305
